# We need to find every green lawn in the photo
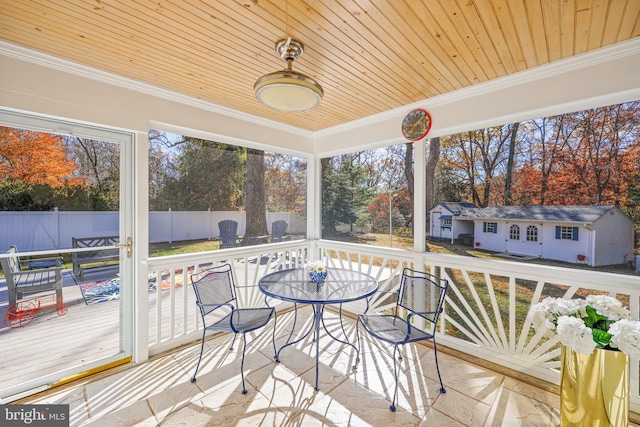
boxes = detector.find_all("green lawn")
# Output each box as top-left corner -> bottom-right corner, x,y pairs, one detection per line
149,239 -> 221,256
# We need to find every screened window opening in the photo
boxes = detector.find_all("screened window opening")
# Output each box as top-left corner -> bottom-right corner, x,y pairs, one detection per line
147,130 -> 308,255
320,143 -> 413,249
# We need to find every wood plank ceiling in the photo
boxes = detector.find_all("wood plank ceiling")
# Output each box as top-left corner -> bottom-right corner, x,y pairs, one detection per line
1,0 -> 639,131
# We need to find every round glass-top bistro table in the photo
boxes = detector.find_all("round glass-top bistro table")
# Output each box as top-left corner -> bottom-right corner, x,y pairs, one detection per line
258,267 -> 378,391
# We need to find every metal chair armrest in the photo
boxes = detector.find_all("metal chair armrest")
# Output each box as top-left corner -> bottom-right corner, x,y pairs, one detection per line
403,312 -> 415,341
404,311 -> 440,340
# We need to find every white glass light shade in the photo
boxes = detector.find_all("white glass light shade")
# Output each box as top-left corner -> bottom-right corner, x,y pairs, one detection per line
254,69 -> 324,112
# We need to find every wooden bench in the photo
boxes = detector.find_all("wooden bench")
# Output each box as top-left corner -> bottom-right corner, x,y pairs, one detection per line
72,236 -> 119,276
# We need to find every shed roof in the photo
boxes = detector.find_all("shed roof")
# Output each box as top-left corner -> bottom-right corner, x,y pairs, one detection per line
458,205 -> 617,223
430,202 -> 478,216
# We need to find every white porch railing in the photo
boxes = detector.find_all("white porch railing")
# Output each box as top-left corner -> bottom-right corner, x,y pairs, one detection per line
144,239 -> 640,412
145,240 -> 311,355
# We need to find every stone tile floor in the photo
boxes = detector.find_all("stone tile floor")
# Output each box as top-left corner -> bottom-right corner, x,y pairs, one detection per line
19,307 -> 568,426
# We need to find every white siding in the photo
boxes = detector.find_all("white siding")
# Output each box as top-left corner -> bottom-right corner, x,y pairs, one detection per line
540,224 -> 592,265
591,209 -> 635,266
473,220 -> 506,251
470,212 -> 634,267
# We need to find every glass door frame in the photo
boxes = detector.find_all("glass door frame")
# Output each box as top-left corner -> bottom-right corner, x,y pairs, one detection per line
0,109 -> 135,401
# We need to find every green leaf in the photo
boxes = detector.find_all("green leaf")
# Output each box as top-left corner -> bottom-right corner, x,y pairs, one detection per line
584,306 -> 607,328
592,329 -> 613,348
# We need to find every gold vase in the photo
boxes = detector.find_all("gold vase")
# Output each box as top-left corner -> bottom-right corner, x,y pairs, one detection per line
561,346 -> 629,426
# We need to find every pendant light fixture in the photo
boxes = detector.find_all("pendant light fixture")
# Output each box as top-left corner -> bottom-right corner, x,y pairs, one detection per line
254,38 -> 323,112
254,2 -> 323,112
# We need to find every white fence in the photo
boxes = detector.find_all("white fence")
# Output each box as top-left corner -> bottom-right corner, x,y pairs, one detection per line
0,210 -> 306,251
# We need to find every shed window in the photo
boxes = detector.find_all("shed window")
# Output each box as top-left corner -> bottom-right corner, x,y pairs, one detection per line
509,225 -> 520,240
526,225 -> 538,242
555,226 -> 579,241
483,222 -> 497,233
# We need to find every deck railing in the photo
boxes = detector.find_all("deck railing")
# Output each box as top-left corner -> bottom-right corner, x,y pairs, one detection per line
145,240 -> 311,355
145,239 -> 640,412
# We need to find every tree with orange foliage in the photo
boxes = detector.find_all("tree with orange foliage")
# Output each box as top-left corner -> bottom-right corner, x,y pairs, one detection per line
366,190 -> 408,233
0,127 -> 81,187
507,102 -> 640,210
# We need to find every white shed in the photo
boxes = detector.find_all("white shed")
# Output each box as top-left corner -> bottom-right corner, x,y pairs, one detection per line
457,205 -> 635,267
428,202 -> 477,243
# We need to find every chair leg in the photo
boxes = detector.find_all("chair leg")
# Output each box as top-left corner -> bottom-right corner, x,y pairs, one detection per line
354,318 -> 361,369
390,345 -> 399,412
264,295 -> 278,360
191,330 -> 207,383
432,338 -> 446,393
229,332 -> 238,351
271,310 -> 278,360
240,333 -> 248,394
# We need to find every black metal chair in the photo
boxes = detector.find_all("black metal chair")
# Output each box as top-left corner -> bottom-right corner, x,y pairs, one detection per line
190,263 -> 276,394
357,267 -> 449,412
218,220 -> 239,249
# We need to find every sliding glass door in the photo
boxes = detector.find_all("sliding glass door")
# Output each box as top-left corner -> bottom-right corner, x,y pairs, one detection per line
0,110 -> 134,401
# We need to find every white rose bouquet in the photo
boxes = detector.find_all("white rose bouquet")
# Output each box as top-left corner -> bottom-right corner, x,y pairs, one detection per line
528,295 -> 640,357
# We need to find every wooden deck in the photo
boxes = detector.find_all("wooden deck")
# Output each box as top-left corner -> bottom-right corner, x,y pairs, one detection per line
0,268 -> 125,392
0,260 -> 276,396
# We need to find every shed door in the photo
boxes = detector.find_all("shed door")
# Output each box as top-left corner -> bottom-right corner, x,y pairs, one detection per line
505,223 -> 542,257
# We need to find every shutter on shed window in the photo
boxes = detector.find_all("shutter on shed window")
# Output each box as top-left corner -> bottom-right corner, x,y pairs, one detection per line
493,224 -> 497,233
483,222 -> 487,232
555,226 -> 561,239
573,227 -> 579,241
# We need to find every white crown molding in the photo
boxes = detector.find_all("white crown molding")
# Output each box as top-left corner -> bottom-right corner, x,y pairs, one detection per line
316,38 -> 640,138
149,120 -> 313,159
0,41 -> 314,139
430,87 -> 640,139
314,136 -> 405,158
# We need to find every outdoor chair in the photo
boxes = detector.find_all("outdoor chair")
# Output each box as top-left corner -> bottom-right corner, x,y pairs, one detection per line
190,263 -> 276,394
357,267 -> 449,412
271,220 -> 289,242
218,220 -> 240,249
0,245 -> 66,326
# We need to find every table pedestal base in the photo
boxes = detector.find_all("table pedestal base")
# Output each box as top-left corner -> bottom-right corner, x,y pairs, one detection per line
275,303 -> 359,391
